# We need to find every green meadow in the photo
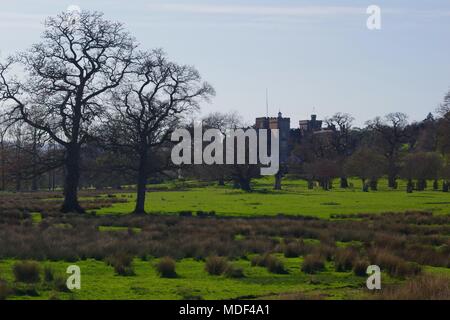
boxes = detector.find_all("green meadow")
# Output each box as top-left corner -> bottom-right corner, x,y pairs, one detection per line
1,177 -> 449,300
1,256 -> 448,300
95,177 -> 450,218
0,256 -> 400,300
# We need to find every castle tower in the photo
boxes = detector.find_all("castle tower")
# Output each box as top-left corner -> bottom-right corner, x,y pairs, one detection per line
299,114 -> 323,133
255,112 -> 290,164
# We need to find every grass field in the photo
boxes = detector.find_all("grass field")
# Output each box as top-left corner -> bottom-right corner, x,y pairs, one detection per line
1,177 -> 449,300
1,256 -> 448,300
0,257 -> 401,300
95,177 -> 450,218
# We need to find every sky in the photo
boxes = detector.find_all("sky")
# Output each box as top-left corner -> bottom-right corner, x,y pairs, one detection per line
0,0 -> 449,127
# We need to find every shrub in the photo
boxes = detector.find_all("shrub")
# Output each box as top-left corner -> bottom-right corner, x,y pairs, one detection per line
334,249 -> 357,272
251,255 -> 263,267
370,250 -> 422,278
375,275 -> 450,300
44,266 -> 54,282
197,211 -> 216,217
12,283 -> 39,296
244,239 -> 273,254
395,262 -> 422,278
50,276 -> 69,292
250,254 -> 287,274
301,255 -> 325,274
353,260 -> 370,277
155,257 -> 177,278
13,261 -> 41,283
179,211 -> 193,217
224,265 -> 245,278
265,255 -> 288,274
114,264 -> 135,276
316,245 -> 336,261
48,292 -> 60,300
283,241 -> 303,258
0,280 -> 11,300
106,253 -> 135,276
250,253 -> 271,267
205,256 -> 229,276
140,253 -> 149,261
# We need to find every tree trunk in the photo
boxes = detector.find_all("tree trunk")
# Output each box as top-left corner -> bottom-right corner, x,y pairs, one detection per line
369,179 -> 378,191
362,179 -> 368,192
340,177 -> 348,188
274,171 -> 282,190
61,144 -> 84,213
0,140 -> 5,191
388,174 -> 397,189
417,179 -> 426,191
51,143 -> 56,191
15,174 -> 22,192
239,177 -> 251,192
31,131 -> 38,191
406,179 -> 414,193
48,172 -> 52,191
433,180 -> 439,190
31,176 -> 38,191
134,149 -> 148,214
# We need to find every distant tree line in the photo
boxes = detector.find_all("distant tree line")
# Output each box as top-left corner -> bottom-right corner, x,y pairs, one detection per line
288,109 -> 450,193
182,106 -> 450,194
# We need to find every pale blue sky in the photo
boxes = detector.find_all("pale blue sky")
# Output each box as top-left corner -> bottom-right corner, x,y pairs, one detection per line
0,0 -> 449,127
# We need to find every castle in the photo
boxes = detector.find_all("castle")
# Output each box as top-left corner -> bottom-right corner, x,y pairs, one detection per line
255,112 -> 326,164
299,114 -> 323,133
255,112 -> 291,164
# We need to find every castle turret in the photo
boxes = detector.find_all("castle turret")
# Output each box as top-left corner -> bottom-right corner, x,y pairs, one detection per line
255,113 -> 290,164
299,113 -> 323,133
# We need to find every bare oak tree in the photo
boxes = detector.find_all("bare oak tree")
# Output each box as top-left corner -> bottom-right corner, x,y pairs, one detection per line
107,49 -> 214,214
0,11 -> 135,212
201,111 -> 243,186
325,112 -> 355,188
438,89 -> 450,122
366,112 -> 408,189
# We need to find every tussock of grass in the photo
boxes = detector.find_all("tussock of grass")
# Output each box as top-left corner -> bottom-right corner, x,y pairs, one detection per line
301,255 -> 325,274
155,257 -> 177,278
0,280 -> 11,300
374,274 -> 450,300
251,254 -> 288,274
106,253 -> 135,276
334,248 -> 358,272
224,265 -> 245,278
369,249 -> 422,278
353,260 -> 370,277
205,256 -> 229,276
13,261 -> 41,283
